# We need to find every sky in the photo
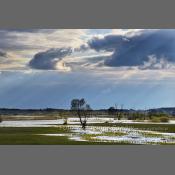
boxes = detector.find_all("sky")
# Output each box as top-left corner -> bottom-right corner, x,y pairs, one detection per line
0,29 -> 175,109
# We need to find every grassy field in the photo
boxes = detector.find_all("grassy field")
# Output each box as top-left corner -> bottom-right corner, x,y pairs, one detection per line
0,122 -> 175,144
0,127 -> 133,145
1,115 -> 175,144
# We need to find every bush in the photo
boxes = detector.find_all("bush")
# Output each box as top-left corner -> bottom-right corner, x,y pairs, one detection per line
159,116 -> 169,123
151,117 -> 160,123
135,118 -> 145,122
150,116 -> 169,123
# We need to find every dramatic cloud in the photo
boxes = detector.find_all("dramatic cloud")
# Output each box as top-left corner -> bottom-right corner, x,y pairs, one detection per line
88,29 -> 175,69
29,29 -> 175,71
29,48 -> 72,70
0,29 -> 86,51
0,50 -> 27,70
2,29 -> 175,109
0,29 -> 87,69
88,35 -> 126,52
139,55 -> 175,70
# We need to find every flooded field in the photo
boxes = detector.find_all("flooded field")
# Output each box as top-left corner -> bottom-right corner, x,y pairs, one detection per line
1,118 -> 175,144
1,117 -> 175,127
40,125 -> 175,144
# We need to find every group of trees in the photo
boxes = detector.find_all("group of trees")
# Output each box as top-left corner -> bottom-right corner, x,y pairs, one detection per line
71,101 -> 125,130
70,99 -> 171,129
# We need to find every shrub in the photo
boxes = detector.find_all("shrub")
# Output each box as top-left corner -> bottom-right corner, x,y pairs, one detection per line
151,117 -> 160,123
150,116 -> 169,123
135,118 -> 145,122
159,116 -> 169,123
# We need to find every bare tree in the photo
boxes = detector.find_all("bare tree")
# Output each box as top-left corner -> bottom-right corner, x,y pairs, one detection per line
71,98 -> 91,130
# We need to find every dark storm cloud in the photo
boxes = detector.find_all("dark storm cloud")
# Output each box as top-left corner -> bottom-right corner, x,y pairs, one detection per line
74,44 -> 89,52
29,44 -> 91,70
29,47 -> 72,70
88,29 -> 175,68
88,35 -> 125,52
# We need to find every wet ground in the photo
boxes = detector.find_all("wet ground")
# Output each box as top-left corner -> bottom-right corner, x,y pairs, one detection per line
1,118 -> 175,144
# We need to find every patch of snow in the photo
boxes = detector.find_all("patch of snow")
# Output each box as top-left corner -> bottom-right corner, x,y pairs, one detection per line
69,136 -> 87,142
95,135 -> 173,144
39,133 -> 71,137
0,120 -> 63,127
1,118 -> 175,127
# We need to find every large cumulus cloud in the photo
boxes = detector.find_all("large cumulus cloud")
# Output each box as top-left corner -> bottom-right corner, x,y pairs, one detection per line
29,47 -> 72,70
88,29 -> 175,69
88,35 -> 126,52
28,43 -> 92,70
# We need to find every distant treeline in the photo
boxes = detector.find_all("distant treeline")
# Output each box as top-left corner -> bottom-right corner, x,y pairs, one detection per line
0,107 -> 175,116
